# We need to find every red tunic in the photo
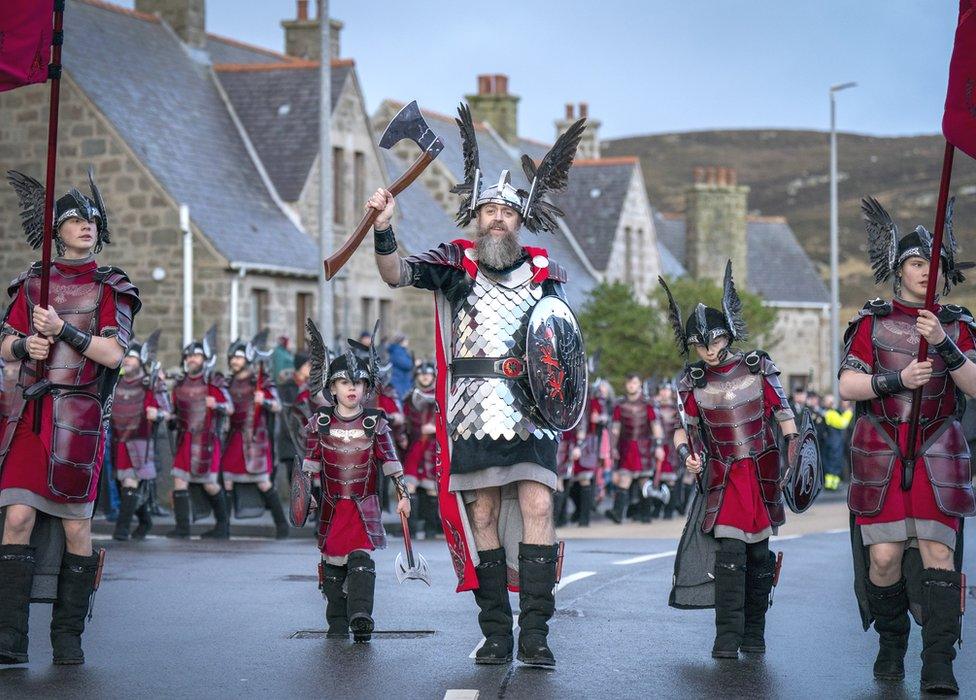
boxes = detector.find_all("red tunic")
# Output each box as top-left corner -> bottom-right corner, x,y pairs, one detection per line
683,362 -> 788,536
220,372 -> 276,479
844,300 -> 975,531
402,386 -> 438,488
613,398 -> 657,473
111,376 -> 161,475
0,259 -> 133,505
171,376 -> 230,478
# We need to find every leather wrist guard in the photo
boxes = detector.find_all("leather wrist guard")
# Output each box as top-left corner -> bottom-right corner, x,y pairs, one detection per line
653,437 -> 664,448
373,226 -> 397,255
391,473 -> 408,501
871,370 -> 905,397
933,335 -> 967,371
11,337 -> 28,361
676,443 -> 692,465
56,321 -> 92,353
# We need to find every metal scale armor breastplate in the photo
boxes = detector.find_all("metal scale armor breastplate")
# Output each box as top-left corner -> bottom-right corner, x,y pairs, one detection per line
693,358 -> 775,463
111,375 -> 148,441
617,399 -> 652,441
869,306 -> 958,424
448,263 -> 557,442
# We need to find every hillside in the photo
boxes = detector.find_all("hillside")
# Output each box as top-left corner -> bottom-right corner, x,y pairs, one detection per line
602,130 -> 976,314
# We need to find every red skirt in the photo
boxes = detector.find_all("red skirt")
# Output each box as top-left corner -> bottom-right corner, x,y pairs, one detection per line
320,499 -> 374,557
617,439 -> 650,473
855,451 -> 959,532
714,459 -> 772,535
219,432 -> 271,476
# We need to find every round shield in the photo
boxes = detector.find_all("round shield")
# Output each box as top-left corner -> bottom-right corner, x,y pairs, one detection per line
525,295 -> 587,431
783,409 -> 823,514
290,468 -> 313,528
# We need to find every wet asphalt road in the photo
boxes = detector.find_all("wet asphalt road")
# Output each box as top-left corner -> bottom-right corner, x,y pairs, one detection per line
1,527 -> 974,700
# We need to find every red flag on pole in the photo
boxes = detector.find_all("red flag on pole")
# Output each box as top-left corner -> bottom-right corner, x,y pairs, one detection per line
943,0 -> 976,159
0,0 -> 55,92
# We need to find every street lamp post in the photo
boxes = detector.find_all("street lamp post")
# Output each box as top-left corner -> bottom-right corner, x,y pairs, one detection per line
829,81 -> 857,403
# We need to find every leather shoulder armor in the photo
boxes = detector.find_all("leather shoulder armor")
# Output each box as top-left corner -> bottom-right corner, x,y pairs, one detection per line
743,349 -> 780,376
938,303 -> 976,329
6,262 -> 41,299
405,241 -> 466,270
548,261 -> 569,283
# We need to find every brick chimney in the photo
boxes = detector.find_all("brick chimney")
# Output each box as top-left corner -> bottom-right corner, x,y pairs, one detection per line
281,0 -> 343,61
555,102 -> 600,159
685,167 -> 750,286
465,74 -> 520,146
136,0 -> 206,48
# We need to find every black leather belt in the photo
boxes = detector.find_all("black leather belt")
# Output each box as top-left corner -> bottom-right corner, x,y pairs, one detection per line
451,356 -> 526,379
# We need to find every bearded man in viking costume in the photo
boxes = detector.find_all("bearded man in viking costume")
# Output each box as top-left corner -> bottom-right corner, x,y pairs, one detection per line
368,105 -> 587,668
0,169 -> 140,665
662,261 -> 799,660
839,198 -> 976,694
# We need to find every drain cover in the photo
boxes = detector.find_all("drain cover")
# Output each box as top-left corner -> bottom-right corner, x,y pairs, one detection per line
279,574 -> 318,582
290,629 -> 435,639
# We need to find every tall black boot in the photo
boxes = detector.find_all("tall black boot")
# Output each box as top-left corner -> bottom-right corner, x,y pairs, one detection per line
320,561 -> 349,639
0,545 -> 35,664
741,552 -> 776,653
606,489 -> 628,524
517,543 -> 558,669
919,568 -> 963,695
711,550 -> 747,658
261,487 -> 289,539
165,489 -> 191,539
865,577 -> 910,680
642,495 -> 658,522
201,491 -> 230,539
568,483 -> 582,523
346,551 -> 376,643
422,492 -> 440,540
51,551 -> 100,665
472,547 -> 514,664
553,490 -> 568,527
132,500 -> 153,540
112,486 -> 139,541
578,484 -> 594,527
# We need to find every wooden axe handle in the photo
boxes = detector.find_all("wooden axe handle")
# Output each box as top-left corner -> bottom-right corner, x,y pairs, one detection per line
324,150 -> 435,280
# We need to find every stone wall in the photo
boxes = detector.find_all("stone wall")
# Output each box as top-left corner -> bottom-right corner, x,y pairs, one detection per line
685,168 -> 749,287
603,168 -> 662,301
0,75 -> 231,369
764,306 -> 831,393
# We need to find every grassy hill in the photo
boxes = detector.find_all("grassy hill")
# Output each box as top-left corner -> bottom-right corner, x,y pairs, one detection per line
602,130 -> 976,315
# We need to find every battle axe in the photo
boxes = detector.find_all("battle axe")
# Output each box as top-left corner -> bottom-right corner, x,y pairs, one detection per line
324,101 -> 444,279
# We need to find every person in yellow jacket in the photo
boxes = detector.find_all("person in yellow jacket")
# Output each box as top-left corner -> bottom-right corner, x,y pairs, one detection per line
822,395 -> 853,490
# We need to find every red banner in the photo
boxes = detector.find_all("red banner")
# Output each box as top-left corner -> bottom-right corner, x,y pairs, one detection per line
943,0 -> 976,159
0,1 -> 54,93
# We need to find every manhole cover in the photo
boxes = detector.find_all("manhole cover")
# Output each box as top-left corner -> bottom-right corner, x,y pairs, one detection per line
279,574 -> 318,582
290,629 -> 435,639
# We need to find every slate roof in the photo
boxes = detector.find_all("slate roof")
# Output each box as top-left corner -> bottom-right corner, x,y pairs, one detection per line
653,212 -> 829,305
555,159 -> 636,271
63,1 -> 317,273
216,62 -> 353,202
205,34 -> 295,65
379,102 -> 599,308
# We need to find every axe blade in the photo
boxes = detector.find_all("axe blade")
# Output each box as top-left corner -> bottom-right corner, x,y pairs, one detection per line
379,100 -> 443,157
395,551 -> 432,586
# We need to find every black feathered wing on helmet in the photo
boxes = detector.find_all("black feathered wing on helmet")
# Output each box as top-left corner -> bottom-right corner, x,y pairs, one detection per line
520,118 -> 586,233
449,103 -> 481,227
721,260 -> 748,342
861,197 -> 899,285
305,318 -> 329,398
87,165 -> 110,251
6,170 -> 46,250
658,276 -> 687,355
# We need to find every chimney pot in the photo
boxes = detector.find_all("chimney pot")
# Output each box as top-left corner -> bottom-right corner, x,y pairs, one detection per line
707,167 -> 717,185
565,103 -> 574,120
693,167 -> 704,184
728,169 -> 737,186
297,0 -> 308,21
720,168 -> 729,187
495,74 -> 508,94
477,75 -> 491,95
579,102 -> 589,119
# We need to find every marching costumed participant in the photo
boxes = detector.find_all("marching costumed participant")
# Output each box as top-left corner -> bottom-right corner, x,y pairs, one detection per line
839,198 -> 975,694
221,333 -> 288,539
662,262 -> 800,660
299,320 -> 410,642
607,373 -> 665,524
0,169 -> 140,664
111,330 -> 169,541
572,376 -> 613,527
167,327 -> 232,539
369,104 -> 587,667
403,360 -> 440,539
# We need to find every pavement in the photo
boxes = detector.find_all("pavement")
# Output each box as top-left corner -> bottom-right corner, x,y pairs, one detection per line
4,493 -> 975,699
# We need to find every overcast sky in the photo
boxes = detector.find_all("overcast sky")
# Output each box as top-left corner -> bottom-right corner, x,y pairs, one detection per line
117,0 -> 961,142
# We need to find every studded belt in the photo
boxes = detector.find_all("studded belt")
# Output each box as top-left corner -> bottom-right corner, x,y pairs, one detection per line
451,356 -> 526,379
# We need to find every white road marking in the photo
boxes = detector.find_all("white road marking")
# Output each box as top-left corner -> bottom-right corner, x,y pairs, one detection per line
825,528 -> 848,534
444,690 -> 479,700
612,550 -> 677,566
555,570 -> 596,592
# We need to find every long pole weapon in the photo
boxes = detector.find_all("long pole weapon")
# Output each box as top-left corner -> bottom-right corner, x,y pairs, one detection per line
31,0 -> 66,432
901,143 -> 955,489
673,383 -> 704,495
